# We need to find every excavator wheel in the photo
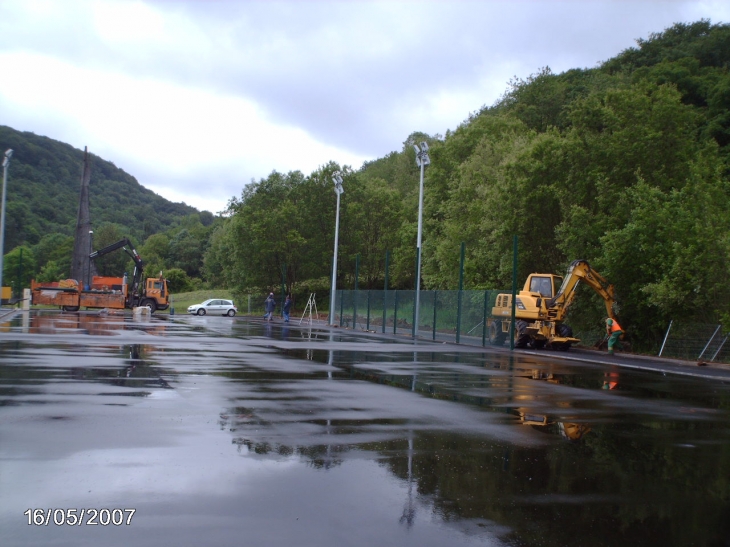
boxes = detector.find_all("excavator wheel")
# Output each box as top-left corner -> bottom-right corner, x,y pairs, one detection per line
531,339 -> 546,350
489,320 -> 507,346
143,299 -> 157,314
514,320 -> 530,348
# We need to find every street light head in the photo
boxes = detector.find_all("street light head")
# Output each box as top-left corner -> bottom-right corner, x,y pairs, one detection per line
420,142 -> 429,152
89,230 -> 93,234
4,149 -> 13,159
413,144 -> 420,154
332,172 -> 344,195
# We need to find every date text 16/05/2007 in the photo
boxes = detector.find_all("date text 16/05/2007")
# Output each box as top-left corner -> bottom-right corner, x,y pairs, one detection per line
24,508 -> 136,526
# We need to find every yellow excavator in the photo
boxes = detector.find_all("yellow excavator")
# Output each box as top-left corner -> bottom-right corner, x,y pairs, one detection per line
490,259 -> 618,350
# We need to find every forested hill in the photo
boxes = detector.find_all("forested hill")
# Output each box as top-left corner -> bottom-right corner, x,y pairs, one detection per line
207,20 -> 730,350
0,125 -> 198,250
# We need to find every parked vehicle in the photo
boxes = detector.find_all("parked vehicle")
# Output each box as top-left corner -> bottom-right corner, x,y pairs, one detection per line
188,299 -> 237,316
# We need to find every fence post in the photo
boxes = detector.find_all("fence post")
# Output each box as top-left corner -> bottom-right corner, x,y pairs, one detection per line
394,290 -> 399,335
698,324 -> 722,360
432,290 -> 437,341
339,290 -> 344,327
509,236 -> 518,351
482,290 -> 489,347
711,335 -> 728,362
383,250 -> 389,334
456,242 -> 465,344
658,320 -> 673,357
366,290 -> 371,331
353,254 -> 359,329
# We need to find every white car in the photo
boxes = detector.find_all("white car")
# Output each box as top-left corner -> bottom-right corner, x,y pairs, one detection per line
188,299 -> 237,316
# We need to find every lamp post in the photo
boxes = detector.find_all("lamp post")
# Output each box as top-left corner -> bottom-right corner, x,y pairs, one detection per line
0,149 -> 13,301
329,172 -> 344,326
412,142 -> 430,338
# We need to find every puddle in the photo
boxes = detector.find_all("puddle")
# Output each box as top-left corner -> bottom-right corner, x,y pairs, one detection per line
1,311 -> 730,546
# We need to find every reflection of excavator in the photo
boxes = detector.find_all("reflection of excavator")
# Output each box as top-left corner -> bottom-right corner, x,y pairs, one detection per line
490,259 -> 618,351
516,370 -> 596,441
517,409 -> 592,441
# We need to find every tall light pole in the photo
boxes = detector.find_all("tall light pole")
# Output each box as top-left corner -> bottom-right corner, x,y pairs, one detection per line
412,142 -> 430,338
0,149 -> 13,302
329,172 -> 344,326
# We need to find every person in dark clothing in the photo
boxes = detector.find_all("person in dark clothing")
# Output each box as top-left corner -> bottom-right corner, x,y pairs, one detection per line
264,293 -> 276,321
283,295 -> 293,322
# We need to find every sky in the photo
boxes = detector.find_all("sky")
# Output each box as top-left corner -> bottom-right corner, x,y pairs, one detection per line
1,1 -> 729,215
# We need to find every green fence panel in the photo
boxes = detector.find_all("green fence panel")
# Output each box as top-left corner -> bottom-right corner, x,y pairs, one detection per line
414,290 -> 435,339
393,291 -> 415,336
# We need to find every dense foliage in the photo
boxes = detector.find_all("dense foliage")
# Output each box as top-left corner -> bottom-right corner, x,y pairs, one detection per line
207,20 -> 730,350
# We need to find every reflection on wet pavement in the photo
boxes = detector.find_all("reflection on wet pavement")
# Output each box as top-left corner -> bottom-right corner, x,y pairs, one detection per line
1,311 -> 730,546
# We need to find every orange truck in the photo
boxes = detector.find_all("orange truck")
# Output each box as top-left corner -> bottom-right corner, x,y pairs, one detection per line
31,238 -> 170,313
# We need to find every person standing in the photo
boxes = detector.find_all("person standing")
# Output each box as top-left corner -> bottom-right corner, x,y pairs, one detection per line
264,293 -> 276,321
605,317 -> 623,355
283,295 -> 292,322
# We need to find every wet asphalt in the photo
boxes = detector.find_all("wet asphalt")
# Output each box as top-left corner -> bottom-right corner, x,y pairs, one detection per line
2,309 -> 730,547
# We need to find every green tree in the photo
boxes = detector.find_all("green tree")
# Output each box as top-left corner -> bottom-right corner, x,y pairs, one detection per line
164,267 -> 192,293
2,246 -> 37,294
36,260 -> 63,283
92,223 -> 134,277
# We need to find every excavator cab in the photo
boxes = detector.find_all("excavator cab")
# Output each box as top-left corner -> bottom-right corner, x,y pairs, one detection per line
528,276 -> 562,297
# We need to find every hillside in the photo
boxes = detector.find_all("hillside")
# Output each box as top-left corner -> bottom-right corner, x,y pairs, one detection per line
0,125 -> 199,251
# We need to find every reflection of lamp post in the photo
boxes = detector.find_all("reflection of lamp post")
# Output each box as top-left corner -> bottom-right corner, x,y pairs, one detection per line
412,142 -> 430,338
0,149 -> 13,300
87,230 -> 93,289
329,172 -> 344,326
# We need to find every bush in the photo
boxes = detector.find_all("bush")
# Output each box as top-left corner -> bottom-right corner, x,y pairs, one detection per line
165,268 -> 192,293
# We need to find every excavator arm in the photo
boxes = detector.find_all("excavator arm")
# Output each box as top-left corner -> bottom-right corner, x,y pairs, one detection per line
547,260 -> 618,322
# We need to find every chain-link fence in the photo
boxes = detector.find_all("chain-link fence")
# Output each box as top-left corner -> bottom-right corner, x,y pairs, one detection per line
333,289 -> 505,347
659,321 -> 730,363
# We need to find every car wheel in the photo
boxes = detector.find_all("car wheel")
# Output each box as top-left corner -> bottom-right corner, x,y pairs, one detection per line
197,308 -> 206,316
62,306 -> 80,312
227,309 -> 236,317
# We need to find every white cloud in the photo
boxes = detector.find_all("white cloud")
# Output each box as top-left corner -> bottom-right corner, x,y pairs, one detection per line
0,50 -> 367,212
1,0 -> 729,214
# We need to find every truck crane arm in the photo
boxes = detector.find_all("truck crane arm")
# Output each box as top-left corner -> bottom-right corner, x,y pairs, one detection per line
547,260 -> 618,322
89,238 -> 144,268
88,238 -> 144,296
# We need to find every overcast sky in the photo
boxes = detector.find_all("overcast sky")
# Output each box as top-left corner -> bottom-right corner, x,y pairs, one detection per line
1,0 -> 729,214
